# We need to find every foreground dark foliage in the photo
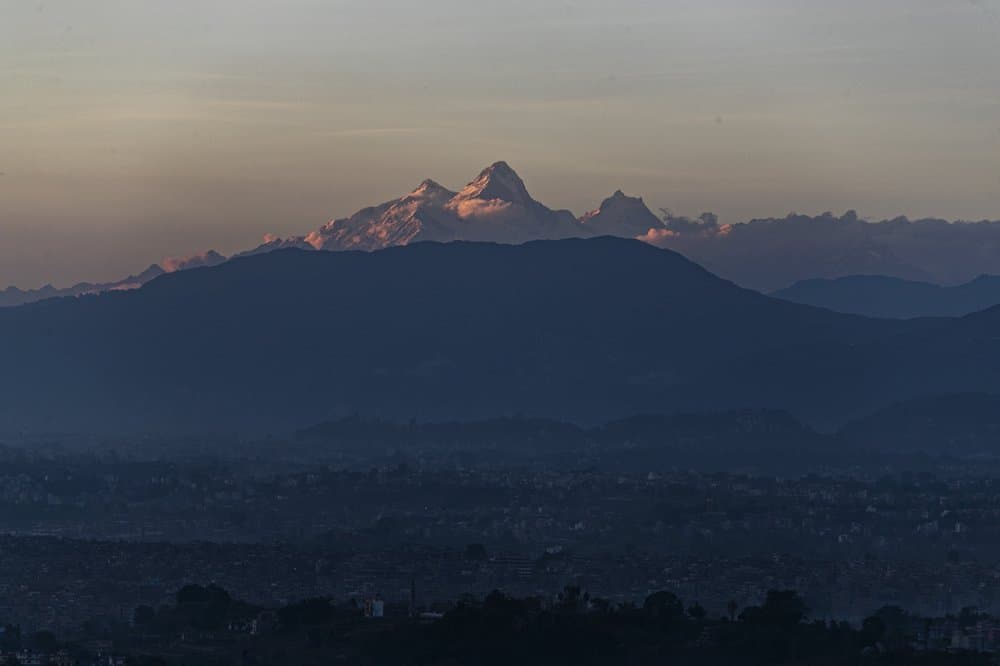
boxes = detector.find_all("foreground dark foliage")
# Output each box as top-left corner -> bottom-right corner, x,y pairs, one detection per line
21,585 -> 992,665
368,589 -> 993,665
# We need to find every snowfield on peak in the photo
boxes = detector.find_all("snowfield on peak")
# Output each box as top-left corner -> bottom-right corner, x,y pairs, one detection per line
249,161 -> 664,254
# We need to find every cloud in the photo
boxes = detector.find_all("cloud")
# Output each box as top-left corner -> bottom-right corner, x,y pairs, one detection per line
160,250 -> 225,273
638,228 -> 679,244
304,230 -> 326,250
447,198 -> 517,220
643,211 -> 1000,291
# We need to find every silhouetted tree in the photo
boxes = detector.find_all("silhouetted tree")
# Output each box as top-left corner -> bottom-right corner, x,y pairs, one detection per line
177,584 -> 231,607
643,591 -> 684,622
861,615 -> 886,645
874,605 -> 915,650
741,590 -> 807,627
959,606 -> 985,629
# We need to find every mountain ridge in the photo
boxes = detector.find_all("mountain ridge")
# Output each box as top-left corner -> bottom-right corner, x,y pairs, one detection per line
0,235 -> 988,435
772,274 -> 1000,319
0,250 -> 226,308
837,392 -> 1000,455
8,161 -> 1000,309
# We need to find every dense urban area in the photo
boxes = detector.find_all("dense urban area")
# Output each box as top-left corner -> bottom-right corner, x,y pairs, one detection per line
2,424 -> 1000,664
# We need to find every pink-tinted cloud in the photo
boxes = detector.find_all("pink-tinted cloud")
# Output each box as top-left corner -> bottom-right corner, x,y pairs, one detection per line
160,250 -> 225,273
638,228 -> 679,245
446,198 -> 517,220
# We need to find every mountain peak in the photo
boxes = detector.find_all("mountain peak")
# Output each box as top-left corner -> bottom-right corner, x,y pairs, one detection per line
409,178 -> 455,200
599,189 -> 643,209
483,160 -> 517,177
454,161 -> 535,205
579,189 -> 664,237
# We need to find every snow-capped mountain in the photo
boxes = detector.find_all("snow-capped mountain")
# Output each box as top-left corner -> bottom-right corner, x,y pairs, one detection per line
248,161 -> 662,254
2,162 -> 664,306
579,190 -> 664,238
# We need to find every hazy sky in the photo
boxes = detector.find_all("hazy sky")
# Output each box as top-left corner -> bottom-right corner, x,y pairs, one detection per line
2,0 -> 999,287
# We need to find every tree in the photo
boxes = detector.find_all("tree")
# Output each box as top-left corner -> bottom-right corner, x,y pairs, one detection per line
959,606 -> 985,629
175,584 -> 234,630
643,591 -> 684,621
873,605 -> 914,651
741,590 -> 807,627
177,584 -> 231,607
687,603 -> 706,620
763,590 -> 806,625
861,615 -> 886,646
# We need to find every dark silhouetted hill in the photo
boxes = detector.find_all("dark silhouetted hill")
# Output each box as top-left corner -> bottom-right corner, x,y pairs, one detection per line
1,236 -> 997,434
0,251 -> 226,308
773,274 -> 1000,319
838,393 -> 1000,455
